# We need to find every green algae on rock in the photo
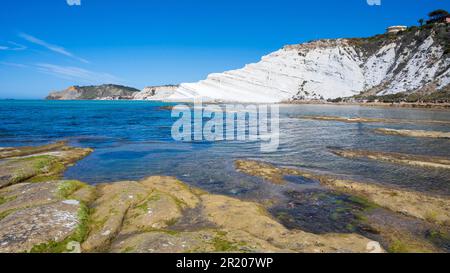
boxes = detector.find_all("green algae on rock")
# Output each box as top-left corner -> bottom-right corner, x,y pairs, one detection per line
0,200 -> 85,253
0,179 -> 93,253
362,208 -> 448,253
0,143 -> 92,188
82,176 -> 381,253
235,160 -> 306,185
235,160 -> 450,226
0,144 -> 384,253
235,160 -> 450,252
0,141 -> 67,160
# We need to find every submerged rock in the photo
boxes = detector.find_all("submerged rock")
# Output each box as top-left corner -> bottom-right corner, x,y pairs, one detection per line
235,160 -> 450,252
300,116 -> 393,124
235,160 -> 302,185
299,116 -> 450,125
319,177 -> 450,226
199,193 -> 379,253
81,176 -> 380,253
363,208 -> 448,253
374,128 -> 450,139
0,144 -> 384,253
330,148 -> 450,170
235,160 -> 450,226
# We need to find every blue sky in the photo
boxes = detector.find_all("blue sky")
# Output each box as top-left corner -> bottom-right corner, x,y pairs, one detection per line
0,0 -> 448,99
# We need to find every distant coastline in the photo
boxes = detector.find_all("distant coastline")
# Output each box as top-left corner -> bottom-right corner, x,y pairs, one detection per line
283,100 -> 450,110
3,98 -> 450,111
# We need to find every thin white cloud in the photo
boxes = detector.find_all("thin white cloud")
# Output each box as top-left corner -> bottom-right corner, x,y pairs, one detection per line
0,41 -> 27,51
0,61 -> 121,84
36,63 -> 121,84
19,33 -> 89,63
0,62 -> 29,68
8,41 -> 27,50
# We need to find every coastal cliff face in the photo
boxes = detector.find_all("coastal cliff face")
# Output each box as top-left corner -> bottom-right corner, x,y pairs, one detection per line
162,24 -> 449,103
132,85 -> 179,100
46,84 -> 179,101
46,84 -> 140,100
46,24 -> 449,103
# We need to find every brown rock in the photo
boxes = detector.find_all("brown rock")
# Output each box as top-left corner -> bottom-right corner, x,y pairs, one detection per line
0,143 -> 92,188
235,160 -> 450,226
374,128 -> 450,139
0,201 -> 81,253
0,141 -> 67,159
82,181 -> 150,252
330,148 -> 450,170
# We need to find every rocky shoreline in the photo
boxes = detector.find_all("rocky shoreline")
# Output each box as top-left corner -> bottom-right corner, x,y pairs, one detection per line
298,115 -> 450,125
374,128 -> 450,139
329,148 -> 450,170
284,101 -> 450,110
0,143 -> 382,253
235,160 -> 450,252
1,141 -> 449,253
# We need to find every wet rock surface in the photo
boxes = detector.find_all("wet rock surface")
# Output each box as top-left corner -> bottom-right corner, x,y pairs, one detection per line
270,189 -> 373,234
236,160 -> 450,225
0,141 -> 67,159
374,128 -> 450,139
0,144 -> 381,253
2,143 -> 449,253
299,115 -> 450,125
363,208 -> 449,253
0,201 -> 81,253
330,148 -> 450,170
84,176 -> 379,253
0,143 -> 92,188
235,159 -> 450,252
0,179 -> 91,253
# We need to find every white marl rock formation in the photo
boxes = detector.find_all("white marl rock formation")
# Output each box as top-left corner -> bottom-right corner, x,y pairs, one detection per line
133,85 -> 179,100
142,24 -> 449,103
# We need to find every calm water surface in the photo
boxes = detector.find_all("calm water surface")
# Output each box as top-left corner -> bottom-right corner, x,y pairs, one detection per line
1,100 -> 449,199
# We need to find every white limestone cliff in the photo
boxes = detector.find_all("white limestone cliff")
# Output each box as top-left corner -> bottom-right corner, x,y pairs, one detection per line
141,25 -> 449,103
133,85 -> 179,100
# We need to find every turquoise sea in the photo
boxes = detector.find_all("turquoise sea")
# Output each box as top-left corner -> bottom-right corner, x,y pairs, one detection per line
1,100 -> 450,198
2,99 -> 450,239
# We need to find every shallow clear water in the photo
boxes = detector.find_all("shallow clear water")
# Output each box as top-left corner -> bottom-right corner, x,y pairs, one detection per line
1,100 -> 450,199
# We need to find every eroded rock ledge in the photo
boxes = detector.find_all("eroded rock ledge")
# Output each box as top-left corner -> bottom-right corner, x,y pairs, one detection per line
374,128 -> 450,139
298,116 -> 450,125
0,141 -> 92,188
0,143 -> 381,253
83,176 -> 379,253
235,160 -> 450,226
329,148 -> 450,170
